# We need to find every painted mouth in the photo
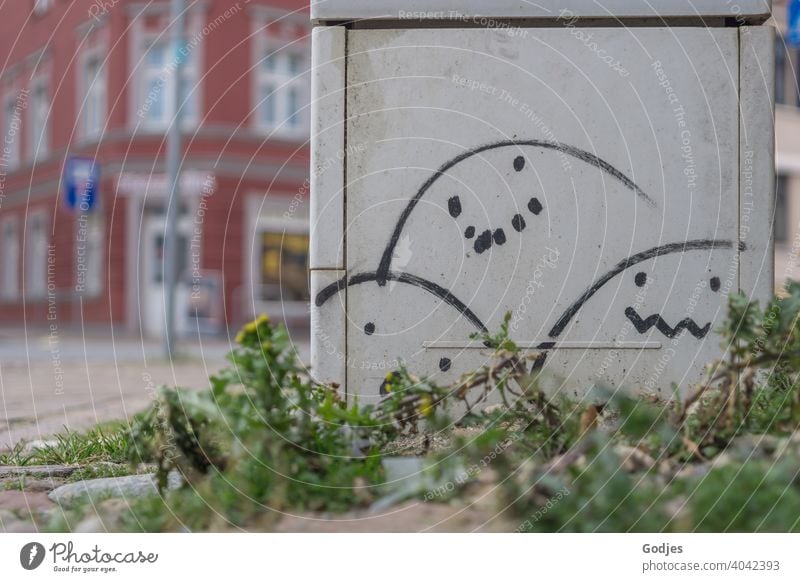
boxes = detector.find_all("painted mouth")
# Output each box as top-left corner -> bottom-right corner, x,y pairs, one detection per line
624,307 -> 710,339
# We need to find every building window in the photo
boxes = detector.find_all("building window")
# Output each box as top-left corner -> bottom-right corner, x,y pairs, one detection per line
25,212 -> 48,298
255,45 -> 308,135
259,231 -> 309,302
1,218 -> 20,300
776,37 -> 787,106
775,174 -> 789,244
28,80 -> 49,160
81,53 -> 105,138
4,95 -> 22,169
139,39 -> 198,128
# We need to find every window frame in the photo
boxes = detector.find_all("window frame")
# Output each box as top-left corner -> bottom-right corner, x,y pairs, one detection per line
135,21 -> 202,132
252,29 -> 310,138
246,198 -> 310,318
79,49 -> 107,140
3,93 -> 22,170
28,76 -> 49,160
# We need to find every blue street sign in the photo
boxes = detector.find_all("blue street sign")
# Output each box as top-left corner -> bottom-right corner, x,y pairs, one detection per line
789,0 -> 800,47
64,157 -> 100,213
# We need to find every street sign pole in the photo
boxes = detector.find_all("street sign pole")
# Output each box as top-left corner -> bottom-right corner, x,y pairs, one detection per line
164,0 -> 185,360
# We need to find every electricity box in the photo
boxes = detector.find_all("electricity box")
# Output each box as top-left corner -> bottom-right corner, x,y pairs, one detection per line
309,0 -> 775,402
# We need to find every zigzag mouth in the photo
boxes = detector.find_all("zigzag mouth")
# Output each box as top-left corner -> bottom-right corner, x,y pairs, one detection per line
624,307 -> 710,339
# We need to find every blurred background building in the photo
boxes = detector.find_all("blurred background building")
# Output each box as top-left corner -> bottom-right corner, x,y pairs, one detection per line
0,0 -> 310,339
1,1 -> 798,341
774,0 -> 800,287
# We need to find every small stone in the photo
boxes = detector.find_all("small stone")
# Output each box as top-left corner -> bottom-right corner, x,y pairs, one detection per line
48,472 -> 182,509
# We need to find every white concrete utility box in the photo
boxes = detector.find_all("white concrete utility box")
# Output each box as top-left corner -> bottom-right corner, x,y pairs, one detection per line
309,0 -> 775,403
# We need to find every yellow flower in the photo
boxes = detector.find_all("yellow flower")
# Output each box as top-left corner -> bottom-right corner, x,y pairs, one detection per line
418,394 -> 434,417
385,372 -> 394,382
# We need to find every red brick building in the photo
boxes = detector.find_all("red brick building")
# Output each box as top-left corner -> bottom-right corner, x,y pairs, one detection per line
0,0 -> 311,337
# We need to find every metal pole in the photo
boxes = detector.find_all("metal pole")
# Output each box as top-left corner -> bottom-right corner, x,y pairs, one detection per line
164,0 -> 185,359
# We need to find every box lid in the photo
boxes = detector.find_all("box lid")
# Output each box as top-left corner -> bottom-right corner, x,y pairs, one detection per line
311,0 -> 771,22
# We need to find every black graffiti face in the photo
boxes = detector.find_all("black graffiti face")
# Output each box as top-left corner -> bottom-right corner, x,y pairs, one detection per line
375,139 -> 654,287
313,138 -> 742,391
622,271 -> 722,339
448,155 -> 545,255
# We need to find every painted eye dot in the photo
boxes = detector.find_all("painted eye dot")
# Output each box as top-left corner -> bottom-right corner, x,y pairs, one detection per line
474,229 -> 493,254
513,156 -> 525,172
448,196 -> 462,218
364,322 -> 375,335
634,272 -> 647,287
511,214 -> 526,232
464,226 -> 475,239
493,228 -> 506,245
528,197 -> 543,215
439,357 -> 451,372
710,276 -> 721,292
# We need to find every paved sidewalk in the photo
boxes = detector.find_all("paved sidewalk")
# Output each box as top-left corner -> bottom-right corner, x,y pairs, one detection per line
0,329 -> 310,448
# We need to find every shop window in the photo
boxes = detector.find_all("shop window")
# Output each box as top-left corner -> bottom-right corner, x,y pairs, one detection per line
259,231 -> 309,302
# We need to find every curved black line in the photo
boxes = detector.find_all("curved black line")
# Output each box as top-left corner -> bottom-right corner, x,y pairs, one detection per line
314,270 -> 488,333
548,239 -> 740,338
624,307 -> 711,339
376,139 -> 655,286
